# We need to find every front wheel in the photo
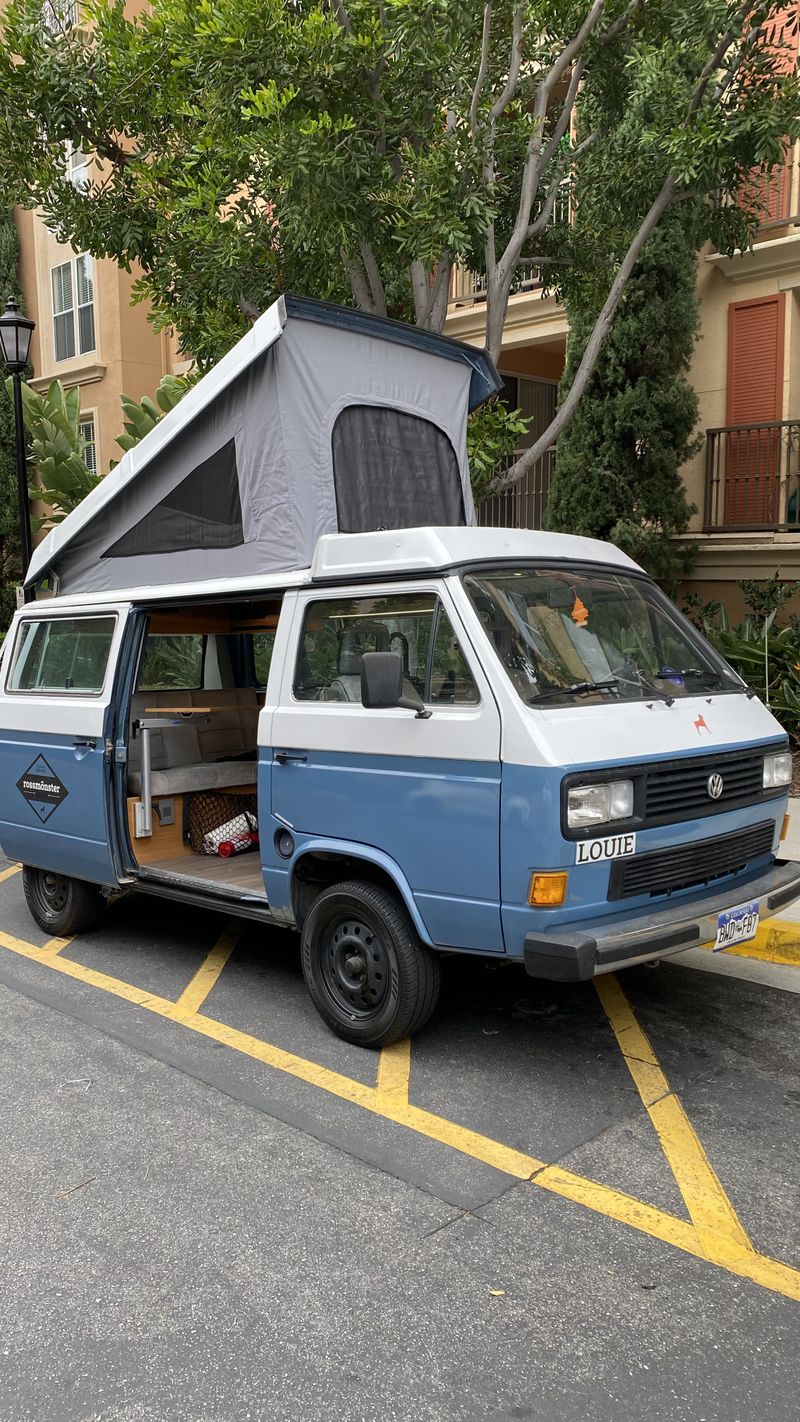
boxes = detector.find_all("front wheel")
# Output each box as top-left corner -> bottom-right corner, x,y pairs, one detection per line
300,879 -> 441,1047
22,867 -> 106,936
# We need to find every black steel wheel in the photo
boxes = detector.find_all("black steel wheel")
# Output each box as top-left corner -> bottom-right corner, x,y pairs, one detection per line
22,866 -> 105,936
301,879 -> 441,1047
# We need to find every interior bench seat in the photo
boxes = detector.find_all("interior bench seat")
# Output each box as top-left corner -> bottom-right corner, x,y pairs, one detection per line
128,688 -> 259,797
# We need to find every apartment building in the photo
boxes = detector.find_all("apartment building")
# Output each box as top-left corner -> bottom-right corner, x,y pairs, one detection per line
15,205 -> 185,478
7,0 -> 183,479
444,20 -> 800,612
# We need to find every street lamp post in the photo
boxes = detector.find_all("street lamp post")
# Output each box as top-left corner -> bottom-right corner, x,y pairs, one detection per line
0,295 -> 35,602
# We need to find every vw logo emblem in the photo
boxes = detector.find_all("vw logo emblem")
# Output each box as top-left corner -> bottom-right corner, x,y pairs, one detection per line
707,773 -> 724,800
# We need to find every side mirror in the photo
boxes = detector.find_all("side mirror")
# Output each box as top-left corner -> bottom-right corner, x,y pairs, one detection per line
360,652 -> 431,718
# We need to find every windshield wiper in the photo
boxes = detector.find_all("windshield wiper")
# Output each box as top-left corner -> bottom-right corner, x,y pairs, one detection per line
533,678 -> 620,703
678,668 -> 752,697
634,672 -> 675,708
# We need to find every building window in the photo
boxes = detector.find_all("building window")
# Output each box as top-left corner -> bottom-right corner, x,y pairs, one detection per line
51,262 -> 75,362
66,141 -> 91,191
76,255 -> 95,353
79,416 -> 97,475
51,254 -> 95,362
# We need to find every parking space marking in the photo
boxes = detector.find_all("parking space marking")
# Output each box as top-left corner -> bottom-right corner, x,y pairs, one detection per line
375,1038 -> 411,1108
174,927 -> 240,1014
0,921 -> 798,1301
595,975 -> 753,1263
0,864 -> 21,885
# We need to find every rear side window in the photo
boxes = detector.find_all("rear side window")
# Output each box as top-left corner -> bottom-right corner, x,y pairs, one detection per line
138,634 -> 204,691
7,616 -> 116,694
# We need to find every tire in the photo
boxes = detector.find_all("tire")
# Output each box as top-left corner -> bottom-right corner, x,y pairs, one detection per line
22,867 -> 106,937
300,879 -> 441,1047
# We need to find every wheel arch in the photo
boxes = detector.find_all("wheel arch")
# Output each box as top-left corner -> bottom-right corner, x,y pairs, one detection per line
289,838 -> 433,945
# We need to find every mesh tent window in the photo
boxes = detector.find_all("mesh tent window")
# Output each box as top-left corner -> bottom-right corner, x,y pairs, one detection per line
332,406 -> 464,533
103,437 -> 244,559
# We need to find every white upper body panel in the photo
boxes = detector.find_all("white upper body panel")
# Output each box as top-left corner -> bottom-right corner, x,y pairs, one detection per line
311,526 -> 641,582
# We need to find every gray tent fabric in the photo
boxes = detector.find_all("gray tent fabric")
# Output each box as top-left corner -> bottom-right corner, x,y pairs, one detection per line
26,296 -> 500,596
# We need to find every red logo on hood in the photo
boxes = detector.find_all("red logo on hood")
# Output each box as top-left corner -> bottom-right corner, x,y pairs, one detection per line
694,714 -> 711,735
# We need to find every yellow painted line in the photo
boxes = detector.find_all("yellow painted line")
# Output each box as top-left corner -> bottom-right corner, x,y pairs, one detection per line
699,919 -> 800,967
375,1038 -> 411,1107
595,975 -> 753,1263
174,928 -> 239,1015
0,864 -> 21,884
40,936 -> 73,958
0,926 -> 798,1301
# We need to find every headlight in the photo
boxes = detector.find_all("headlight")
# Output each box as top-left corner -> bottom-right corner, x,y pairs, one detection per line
763,751 -> 792,789
567,779 -> 634,828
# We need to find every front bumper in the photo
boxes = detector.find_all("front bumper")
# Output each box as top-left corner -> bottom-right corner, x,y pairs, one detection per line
523,859 -> 800,982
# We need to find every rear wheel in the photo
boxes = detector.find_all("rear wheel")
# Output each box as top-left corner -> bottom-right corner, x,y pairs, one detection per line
22,867 -> 106,936
300,879 -> 441,1047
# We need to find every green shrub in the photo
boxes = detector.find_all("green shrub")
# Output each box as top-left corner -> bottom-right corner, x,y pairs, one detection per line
684,580 -> 800,741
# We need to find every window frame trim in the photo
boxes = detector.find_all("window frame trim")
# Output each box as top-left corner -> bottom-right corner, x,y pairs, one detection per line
50,252 -> 97,364
5,611 -> 119,698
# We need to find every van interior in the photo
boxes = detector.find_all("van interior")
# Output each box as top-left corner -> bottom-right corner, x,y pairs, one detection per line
125,599 -> 280,900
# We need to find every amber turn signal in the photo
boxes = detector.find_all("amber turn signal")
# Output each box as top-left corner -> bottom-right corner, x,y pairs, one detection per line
781,814 -> 791,843
529,871 -> 568,907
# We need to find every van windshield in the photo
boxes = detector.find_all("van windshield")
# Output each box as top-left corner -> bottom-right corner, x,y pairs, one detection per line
463,567 -> 742,708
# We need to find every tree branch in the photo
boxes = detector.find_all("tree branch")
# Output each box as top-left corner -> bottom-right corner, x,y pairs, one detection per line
359,240 -> 387,316
599,0 -> 646,47
469,4 -> 493,138
329,0 -> 352,33
486,173 -> 679,496
341,246 -> 375,311
526,128 -> 598,240
686,1 -> 750,120
489,5 -> 524,123
497,0 -> 606,289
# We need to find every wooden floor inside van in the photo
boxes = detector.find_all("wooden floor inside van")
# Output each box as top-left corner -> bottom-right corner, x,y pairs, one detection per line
144,852 -> 267,899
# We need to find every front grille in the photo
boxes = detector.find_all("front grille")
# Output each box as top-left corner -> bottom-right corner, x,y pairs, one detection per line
608,821 -> 774,901
644,750 -> 766,824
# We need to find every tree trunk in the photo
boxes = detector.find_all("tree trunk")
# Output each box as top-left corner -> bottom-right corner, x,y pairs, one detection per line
484,174 -> 679,498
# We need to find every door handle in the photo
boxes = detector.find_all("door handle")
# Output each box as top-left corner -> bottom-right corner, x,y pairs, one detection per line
274,750 -> 307,764
73,738 -> 97,751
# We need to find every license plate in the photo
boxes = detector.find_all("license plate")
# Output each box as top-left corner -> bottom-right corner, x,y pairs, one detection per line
714,900 -> 759,952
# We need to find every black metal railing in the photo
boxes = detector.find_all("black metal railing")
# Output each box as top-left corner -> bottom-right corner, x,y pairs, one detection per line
704,420 -> 800,532
477,446 -> 555,529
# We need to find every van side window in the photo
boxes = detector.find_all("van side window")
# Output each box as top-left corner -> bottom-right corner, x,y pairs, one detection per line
7,615 -> 116,694
294,595 -> 478,705
139,634 -> 204,691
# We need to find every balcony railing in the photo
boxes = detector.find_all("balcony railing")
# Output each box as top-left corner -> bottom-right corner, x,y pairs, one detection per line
704,420 -> 800,532
477,447 -> 555,529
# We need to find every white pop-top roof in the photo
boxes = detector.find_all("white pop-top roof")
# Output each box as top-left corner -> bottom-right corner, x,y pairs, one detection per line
30,527 -> 642,611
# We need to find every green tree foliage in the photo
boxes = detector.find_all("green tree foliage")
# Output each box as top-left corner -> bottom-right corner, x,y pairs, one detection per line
18,373 -> 195,527
0,0 -> 795,430
18,379 -> 102,529
546,207 -> 704,582
115,373 -> 195,456
0,208 -> 24,630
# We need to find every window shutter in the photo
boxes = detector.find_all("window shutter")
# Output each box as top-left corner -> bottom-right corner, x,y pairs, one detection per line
724,294 -> 786,526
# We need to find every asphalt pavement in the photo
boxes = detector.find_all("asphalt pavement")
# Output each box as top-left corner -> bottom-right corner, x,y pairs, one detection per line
0,856 -> 798,1422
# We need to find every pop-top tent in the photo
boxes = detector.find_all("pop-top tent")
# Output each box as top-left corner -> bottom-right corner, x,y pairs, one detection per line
25,294 -> 501,597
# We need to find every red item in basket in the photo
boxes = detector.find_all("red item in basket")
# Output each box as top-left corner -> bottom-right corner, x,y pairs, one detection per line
217,831 -> 259,859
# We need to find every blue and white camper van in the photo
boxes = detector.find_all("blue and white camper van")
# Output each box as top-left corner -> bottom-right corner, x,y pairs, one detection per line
1,524 -> 798,1046
1,300 -> 797,1046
